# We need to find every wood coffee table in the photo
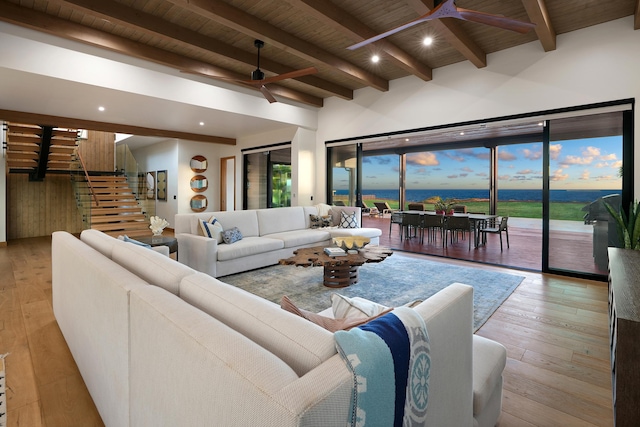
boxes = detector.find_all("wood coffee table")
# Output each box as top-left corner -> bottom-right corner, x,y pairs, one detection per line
279,246 -> 393,288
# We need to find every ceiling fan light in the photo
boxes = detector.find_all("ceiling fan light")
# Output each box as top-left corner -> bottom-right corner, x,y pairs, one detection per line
251,69 -> 265,81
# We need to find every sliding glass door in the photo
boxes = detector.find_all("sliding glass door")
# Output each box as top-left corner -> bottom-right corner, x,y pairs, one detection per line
545,111 -> 625,276
244,147 -> 291,209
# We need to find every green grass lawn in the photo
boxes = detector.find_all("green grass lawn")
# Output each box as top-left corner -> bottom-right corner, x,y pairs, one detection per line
358,199 -> 588,221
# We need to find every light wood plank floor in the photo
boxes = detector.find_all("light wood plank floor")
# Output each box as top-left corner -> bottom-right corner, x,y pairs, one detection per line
0,236 -> 613,426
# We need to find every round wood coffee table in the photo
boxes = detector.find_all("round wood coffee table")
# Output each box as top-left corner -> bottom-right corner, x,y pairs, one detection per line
279,246 -> 392,288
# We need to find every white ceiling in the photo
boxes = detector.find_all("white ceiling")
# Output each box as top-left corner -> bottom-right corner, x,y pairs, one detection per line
0,22 -> 318,144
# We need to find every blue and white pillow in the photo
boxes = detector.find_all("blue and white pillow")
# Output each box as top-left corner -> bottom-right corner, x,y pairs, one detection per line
339,211 -> 358,229
222,227 -> 243,244
199,216 -> 224,243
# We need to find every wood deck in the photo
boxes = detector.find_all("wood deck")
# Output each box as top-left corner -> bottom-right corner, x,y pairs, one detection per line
362,214 -> 609,276
0,235 -> 613,426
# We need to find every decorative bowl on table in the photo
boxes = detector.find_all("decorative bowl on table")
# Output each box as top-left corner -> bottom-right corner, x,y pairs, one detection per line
332,236 -> 371,251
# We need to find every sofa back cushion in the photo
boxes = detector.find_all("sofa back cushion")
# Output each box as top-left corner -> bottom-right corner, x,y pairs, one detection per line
257,206 -> 306,236
111,239 -> 196,295
179,273 -> 336,376
80,229 -> 117,258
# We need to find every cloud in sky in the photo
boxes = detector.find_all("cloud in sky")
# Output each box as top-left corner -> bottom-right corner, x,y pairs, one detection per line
549,144 -> 561,160
551,169 -> 569,181
461,166 -> 473,172
407,152 -> 439,166
579,170 -> 590,180
523,147 -> 542,160
498,150 -> 517,161
516,169 -> 536,174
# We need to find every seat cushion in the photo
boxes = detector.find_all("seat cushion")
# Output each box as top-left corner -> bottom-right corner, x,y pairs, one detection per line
216,236 -> 284,261
328,227 -> 382,239
472,335 -> 507,414
265,229 -> 331,248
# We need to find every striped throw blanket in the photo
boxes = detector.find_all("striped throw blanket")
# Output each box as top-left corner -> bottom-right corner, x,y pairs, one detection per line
335,307 -> 431,427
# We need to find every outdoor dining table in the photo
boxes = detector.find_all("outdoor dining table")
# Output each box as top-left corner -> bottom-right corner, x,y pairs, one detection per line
397,211 -> 498,248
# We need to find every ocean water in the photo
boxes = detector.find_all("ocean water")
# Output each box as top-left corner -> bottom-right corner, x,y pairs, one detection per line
334,189 -> 621,203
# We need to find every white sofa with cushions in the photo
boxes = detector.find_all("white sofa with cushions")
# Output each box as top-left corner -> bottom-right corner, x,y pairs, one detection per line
174,205 -> 382,278
52,229 -> 506,427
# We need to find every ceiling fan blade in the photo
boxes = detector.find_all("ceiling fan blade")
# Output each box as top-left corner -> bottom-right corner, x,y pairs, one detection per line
260,67 -> 318,84
347,16 -> 434,50
260,85 -> 278,103
457,9 -> 536,34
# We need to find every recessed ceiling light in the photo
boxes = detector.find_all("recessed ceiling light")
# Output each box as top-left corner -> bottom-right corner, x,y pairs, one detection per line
371,55 -> 380,63
538,122 -> 544,126
460,131 -> 465,136
199,122 -> 205,126
98,106 -> 105,112
423,37 -> 434,46
405,138 -> 410,142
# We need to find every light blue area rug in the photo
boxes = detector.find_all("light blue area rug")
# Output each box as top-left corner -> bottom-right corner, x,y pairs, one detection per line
221,254 -> 525,331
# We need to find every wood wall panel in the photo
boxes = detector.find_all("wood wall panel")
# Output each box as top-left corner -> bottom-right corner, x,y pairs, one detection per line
77,130 -> 115,172
7,174 -> 83,239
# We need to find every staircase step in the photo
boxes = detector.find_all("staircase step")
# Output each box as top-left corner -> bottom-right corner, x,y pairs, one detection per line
90,176 -> 127,182
91,200 -> 140,208
92,188 -> 134,194
91,214 -> 147,224
91,207 -> 142,215
91,221 -> 150,232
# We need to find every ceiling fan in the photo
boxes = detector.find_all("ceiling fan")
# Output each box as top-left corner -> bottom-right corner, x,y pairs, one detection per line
348,0 -> 536,50
223,39 -> 317,103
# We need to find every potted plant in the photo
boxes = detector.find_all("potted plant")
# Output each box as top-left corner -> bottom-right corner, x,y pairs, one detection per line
434,197 -> 455,215
604,200 -> 640,250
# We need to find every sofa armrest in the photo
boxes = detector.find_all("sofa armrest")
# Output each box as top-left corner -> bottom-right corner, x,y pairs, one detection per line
151,245 -> 170,256
413,282 -> 474,427
176,233 -> 218,277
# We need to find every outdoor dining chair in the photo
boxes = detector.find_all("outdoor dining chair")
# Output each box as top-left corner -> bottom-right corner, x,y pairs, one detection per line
481,216 -> 510,251
445,215 -> 472,249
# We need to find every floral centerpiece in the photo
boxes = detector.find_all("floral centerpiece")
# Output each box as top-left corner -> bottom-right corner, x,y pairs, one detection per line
149,216 -> 169,236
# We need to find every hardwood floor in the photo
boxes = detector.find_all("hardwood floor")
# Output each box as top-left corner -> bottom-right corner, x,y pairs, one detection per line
0,236 -> 613,426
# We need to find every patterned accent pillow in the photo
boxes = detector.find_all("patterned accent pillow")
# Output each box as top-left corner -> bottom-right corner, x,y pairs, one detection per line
221,226 -> 243,244
339,211 -> 358,229
280,296 -> 392,332
199,216 -> 224,243
310,214 -> 333,229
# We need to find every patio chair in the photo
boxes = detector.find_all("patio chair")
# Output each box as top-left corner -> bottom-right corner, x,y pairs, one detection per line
445,215 -> 471,249
373,202 -> 393,216
402,212 -> 425,243
407,203 -> 425,211
423,214 -> 445,246
452,204 -> 467,213
481,216 -> 510,251
390,211 -> 403,238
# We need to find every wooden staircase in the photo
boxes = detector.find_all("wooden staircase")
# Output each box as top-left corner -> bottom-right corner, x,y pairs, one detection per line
5,122 -> 77,179
88,175 -> 151,238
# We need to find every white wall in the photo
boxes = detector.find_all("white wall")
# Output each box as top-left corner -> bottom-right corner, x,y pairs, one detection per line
0,135 -> 6,243
133,139 -> 179,226
291,127 -> 317,206
316,17 -> 640,202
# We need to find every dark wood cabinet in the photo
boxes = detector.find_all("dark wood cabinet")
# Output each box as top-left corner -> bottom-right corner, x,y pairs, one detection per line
607,248 -> 640,426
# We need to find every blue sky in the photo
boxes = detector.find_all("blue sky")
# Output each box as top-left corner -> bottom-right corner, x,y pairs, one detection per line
349,137 -> 623,191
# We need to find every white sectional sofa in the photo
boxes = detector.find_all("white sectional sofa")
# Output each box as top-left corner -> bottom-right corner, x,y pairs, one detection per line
52,229 -> 506,427
174,205 -> 383,277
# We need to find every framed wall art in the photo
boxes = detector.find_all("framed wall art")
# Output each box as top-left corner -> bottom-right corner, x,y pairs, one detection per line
156,170 -> 167,201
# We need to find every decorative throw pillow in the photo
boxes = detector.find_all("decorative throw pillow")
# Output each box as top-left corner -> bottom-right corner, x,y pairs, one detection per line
339,211 -> 358,229
221,227 -> 243,244
199,216 -> 224,243
280,296 -> 392,332
310,214 -> 334,229
331,294 -> 390,320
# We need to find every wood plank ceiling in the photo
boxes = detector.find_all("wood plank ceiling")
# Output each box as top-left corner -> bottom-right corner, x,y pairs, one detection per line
0,0 -> 638,109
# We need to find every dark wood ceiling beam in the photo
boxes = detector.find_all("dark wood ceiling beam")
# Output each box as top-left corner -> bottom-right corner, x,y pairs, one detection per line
404,0 -> 487,68
56,0 -> 352,100
289,0 -> 432,81
0,1 -> 323,107
635,0 -> 640,30
166,0 -> 389,91
521,0 -> 556,52
0,109 -> 236,145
